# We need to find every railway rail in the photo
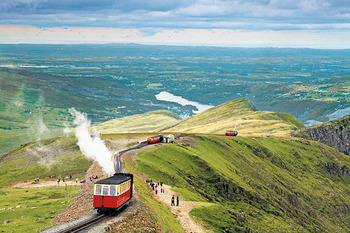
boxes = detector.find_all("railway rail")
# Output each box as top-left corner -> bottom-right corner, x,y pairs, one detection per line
58,132 -> 233,232
56,213 -> 108,233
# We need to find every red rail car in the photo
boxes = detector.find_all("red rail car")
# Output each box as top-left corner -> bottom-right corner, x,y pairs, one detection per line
93,173 -> 133,213
225,130 -> 238,136
147,134 -> 164,144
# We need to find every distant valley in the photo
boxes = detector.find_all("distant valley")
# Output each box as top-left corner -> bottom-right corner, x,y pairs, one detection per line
0,44 -> 350,155
1,45 -> 350,232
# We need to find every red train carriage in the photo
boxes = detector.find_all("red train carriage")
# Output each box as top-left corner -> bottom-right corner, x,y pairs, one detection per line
147,134 -> 164,144
93,173 -> 133,213
225,130 -> 238,136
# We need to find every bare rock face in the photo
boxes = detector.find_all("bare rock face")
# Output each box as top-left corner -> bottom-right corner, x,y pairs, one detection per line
301,115 -> 350,155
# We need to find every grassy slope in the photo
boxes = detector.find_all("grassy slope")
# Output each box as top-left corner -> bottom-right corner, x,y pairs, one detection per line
0,136 -> 91,188
0,186 -> 81,232
123,150 -> 185,232
163,98 -> 304,137
0,136 -> 92,232
137,135 -> 350,232
0,135 -> 183,232
95,110 -> 181,133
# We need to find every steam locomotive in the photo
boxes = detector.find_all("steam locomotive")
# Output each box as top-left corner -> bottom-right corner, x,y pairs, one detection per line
93,173 -> 133,213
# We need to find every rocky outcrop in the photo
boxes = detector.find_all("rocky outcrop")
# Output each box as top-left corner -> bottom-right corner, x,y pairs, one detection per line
300,115 -> 350,155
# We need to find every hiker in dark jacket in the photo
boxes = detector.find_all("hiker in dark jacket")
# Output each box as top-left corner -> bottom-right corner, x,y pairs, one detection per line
171,195 -> 175,206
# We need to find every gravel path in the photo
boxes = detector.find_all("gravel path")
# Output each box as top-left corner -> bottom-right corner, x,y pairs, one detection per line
152,184 -> 211,233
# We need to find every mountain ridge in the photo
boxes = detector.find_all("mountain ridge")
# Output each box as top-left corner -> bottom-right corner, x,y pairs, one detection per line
96,98 -> 304,137
162,98 -> 304,136
295,114 -> 350,155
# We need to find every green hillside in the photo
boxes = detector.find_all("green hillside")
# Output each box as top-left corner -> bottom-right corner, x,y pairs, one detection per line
0,135 -> 184,232
0,136 -> 93,232
137,135 -> 350,232
0,70 -> 74,156
0,136 -> 91,188
163,98 -> 304,137
95,110 -> 181,133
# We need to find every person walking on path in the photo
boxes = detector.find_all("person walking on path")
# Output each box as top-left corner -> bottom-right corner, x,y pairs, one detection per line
57,178 -> 60,185
171,195 -> 175,206
177,195 -> 179,206
155,186 -> 158,195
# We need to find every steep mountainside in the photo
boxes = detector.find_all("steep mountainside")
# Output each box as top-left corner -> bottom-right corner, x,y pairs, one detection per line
163,98 -> 304,136
95,110 -> 181,133
137,135 -> 350,232
295,115 -> 350,155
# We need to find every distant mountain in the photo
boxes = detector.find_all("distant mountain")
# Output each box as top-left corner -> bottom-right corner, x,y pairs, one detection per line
95,110 -> 181,133
94,98 -> 304,137
295,115 -> 350,155
163,98 -> 304,137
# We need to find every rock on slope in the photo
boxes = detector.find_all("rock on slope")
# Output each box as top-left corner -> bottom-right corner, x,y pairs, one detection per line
297,115 -> 350,155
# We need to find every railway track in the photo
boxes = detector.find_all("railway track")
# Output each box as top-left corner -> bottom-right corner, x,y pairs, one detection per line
56,214 -> 108,233
58,133 -> 232,232
115,141 -> 148,173
114,133 -> 231,173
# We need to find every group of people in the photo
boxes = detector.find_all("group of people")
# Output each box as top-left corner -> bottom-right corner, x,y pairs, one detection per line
55,175 -> 73,185
146,179 -> 180,206
89,174 -> 98,181
147,180 -> 163,194
171,194 -> 180,206
54,174 -> 99,185
35,173 -> 100,186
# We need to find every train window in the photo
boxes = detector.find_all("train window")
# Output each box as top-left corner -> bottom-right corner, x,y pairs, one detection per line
95,185 -> 102,195
110,186 -> 116,196
103,185 -> 109,196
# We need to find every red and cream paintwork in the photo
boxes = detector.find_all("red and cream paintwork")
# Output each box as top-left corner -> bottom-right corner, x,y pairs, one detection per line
147,134 -> 164,144
225,130 -> 238,136
93,173 -> 133,212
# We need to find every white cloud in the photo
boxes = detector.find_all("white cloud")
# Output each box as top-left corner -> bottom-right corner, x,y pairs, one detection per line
1,25 -> 350,48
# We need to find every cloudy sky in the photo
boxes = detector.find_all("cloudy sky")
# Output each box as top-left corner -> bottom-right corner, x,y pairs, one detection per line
1,0 -> 350,48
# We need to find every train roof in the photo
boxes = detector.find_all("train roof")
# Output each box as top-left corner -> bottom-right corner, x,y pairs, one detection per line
95,173 -> 132,185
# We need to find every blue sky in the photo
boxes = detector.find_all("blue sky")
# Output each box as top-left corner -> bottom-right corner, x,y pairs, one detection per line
1,0 -> 350,47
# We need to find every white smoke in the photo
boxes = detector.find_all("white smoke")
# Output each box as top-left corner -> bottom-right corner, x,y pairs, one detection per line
26,112 -> 51,142
69,108 -> 115,175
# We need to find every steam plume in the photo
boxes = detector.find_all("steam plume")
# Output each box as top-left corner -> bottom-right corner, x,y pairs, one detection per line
69,108 -> 115,175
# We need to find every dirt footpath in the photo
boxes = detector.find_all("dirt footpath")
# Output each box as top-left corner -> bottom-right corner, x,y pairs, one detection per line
152,184 -> 211,233
9,180 -> 81,188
